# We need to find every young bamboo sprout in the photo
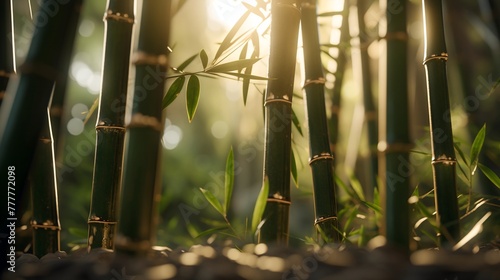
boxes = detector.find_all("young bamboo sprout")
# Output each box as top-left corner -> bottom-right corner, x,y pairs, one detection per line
379,0 -> 411,251
259,0 -> 301,245
0,0 -> 82,261
301,0 -> 340,243
87,0 -> 135,250
421,0 -> 460,245
115,0 -> 171,256
0,0 -> 15,108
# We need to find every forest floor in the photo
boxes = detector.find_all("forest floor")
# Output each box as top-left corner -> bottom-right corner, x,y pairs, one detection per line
3,243 -> 500,280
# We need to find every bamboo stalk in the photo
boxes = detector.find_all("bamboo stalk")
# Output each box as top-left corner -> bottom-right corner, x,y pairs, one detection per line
378,0 -> 411,251
115,0 -> 171,256
421,0 -> 460,246
0,0 -> 82,261
0,0 -> 15,108
30,104 -> 60,257
87,0 -> 135,250
259,0 -> 301,245
300,0 -> 340,243
327,2 -> 349,156
350,0 -> 378,191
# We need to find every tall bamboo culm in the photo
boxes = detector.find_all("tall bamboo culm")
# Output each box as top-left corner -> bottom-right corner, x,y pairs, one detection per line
115,0 -> 171,256
259,0 -> 301,245
327,2 -> 349,155
0,0 -> 15,108
0,0 -> 82,262
87,0 -> 135,250
378,0 -> 411,251
350,0 -> 378,191
301,0 -> 340,243
421,0 -> 460,246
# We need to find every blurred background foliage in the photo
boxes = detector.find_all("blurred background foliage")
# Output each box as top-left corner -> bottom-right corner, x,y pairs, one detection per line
11,0 -> 499,251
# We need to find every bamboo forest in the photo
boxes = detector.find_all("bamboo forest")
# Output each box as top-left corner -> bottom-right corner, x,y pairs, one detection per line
1,0 -> 499,279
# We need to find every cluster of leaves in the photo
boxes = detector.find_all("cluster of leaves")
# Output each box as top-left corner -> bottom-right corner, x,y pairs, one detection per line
195,147 -> 269,244
162,0 -> 271,122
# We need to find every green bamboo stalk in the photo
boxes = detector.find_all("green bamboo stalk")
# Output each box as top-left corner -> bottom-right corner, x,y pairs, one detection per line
30,104 -> 60,257
0,0 -> 82,261
0,0 -> 15,108
421,0 -> 460,246
327,2 -> 349,156
259,0 -> 301,245
87,0 -> 135,250
115,0 -> 171,256
379,0 -> 411,251
351,0 -> 377,190
300,0 -> 340,243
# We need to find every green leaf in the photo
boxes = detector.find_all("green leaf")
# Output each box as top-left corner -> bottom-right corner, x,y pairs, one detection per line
176,53 -> 198,72
214,71 -> 270,80
349,175 -> 365,202
242,65 -> 252,105
200,188 -> 224,217
252,177 -> 269,233
470,124 -> 486,175
224,147 -> 234,214
163,76 -> 186,109
186,75 -> 200,122
292,108 -> 303,136
195,226 -> 229,239
214,10 -> 251,62
291,148 -> 298,188
68,227 -> 87,238
200,49 -> 208,70
478,163 -> 500,189
454,142 -> 469,166
361,200 -> 382,214
207,58 -> 261,73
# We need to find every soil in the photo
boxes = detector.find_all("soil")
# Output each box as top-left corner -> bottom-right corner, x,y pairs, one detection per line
2,244 -> 500,280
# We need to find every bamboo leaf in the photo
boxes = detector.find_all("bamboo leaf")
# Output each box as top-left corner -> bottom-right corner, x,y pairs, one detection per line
163,76 -> 186,109
454,142 -> 469,166
206,58 -> 261,73
292,108 -> 303,136
186,75 -> 200,122
291,148 -> 298,188
239,42 -> 249,62
478,163 -> 500,189
200,49 -> 208,70
200,188 -> 224,217
453,212 -> 491,251
242,65 -> 252,105
349,175 -> 365,202
83,98 -> 99,126
213,10 -> 251,62
195,226 -> 229,239
214,71 -> 270,80
252,177 -> 269,233
242,2 -> 265,19
176,53 -> 198,72
361,200 -> 382,214
224,147 -> 234,214
318,11 -> 343,17
470,124 -> 486,175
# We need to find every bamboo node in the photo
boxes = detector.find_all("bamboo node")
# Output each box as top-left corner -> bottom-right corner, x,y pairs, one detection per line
303,77 -> 326,88
133,51 -> 168,66
105,10 -> 134,23
423,53 -> 448,65
314,216 -> 338,225
309,153 -> 334,165
432,155 -> 456,165
264,96 -> 292,106
127,113 -> 163,132
96,124 -> 126,131
31,224 -> 60,231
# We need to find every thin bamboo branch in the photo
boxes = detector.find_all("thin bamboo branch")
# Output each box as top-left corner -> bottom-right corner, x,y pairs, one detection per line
115,0 -> 171,257
301,0 -> 340,243
422,0 -> 460,246
259,0 -> 301,245
87,0 -> 135,250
